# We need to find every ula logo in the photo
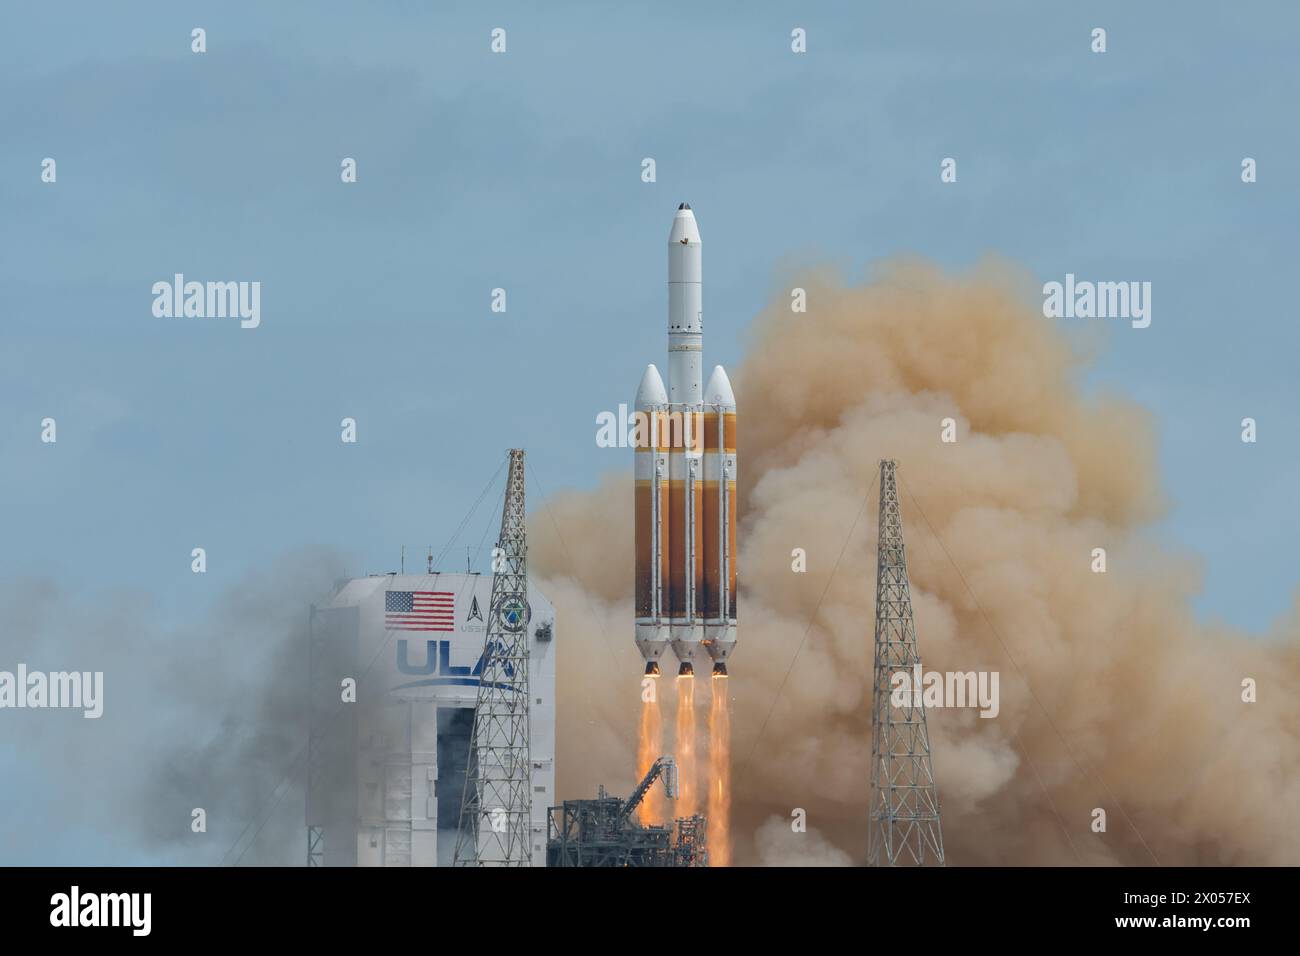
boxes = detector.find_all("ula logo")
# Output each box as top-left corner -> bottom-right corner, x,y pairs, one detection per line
395,639 -> 516,690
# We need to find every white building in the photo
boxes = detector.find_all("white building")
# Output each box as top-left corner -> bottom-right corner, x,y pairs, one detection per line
306,572 -> 556,866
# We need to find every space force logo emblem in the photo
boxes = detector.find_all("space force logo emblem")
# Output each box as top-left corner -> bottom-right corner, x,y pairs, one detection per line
498,597 -> 529,632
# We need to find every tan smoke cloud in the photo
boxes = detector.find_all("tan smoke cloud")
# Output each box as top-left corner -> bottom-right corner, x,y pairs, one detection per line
530,258 -> 1300,866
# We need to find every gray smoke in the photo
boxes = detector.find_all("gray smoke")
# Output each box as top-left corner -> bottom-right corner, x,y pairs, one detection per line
0,547 -> 346,865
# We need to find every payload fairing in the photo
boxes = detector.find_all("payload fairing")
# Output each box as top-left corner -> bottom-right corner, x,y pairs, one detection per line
635,204 -> 737,676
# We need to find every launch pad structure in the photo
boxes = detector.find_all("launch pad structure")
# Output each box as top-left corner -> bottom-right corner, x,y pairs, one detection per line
546,756 -> 709,867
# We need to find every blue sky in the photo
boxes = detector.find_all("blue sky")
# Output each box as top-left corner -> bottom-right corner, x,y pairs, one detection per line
1,2 -> 1298,860
4,1 -> 1296,629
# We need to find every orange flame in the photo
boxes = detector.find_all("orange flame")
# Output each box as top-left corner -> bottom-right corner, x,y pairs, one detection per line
708,674 -> 731,866
637,676 -> 664,824
675,674 -> 696,817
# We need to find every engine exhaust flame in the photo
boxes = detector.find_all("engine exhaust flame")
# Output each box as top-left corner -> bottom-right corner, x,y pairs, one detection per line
709,673 -> 731,866
637,675 -> 665,824
675,674 -> 697,817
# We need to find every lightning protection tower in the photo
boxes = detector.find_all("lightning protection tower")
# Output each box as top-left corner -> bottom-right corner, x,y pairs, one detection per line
868,460 -> 945,866
454,449 -> 533,866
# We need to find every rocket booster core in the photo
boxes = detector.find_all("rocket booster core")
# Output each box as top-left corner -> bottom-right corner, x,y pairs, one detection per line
634,204 -> 737,671
668,203 -> 703,405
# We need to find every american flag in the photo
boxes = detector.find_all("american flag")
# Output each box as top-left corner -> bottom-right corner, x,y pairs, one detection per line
385,590 -> 455,632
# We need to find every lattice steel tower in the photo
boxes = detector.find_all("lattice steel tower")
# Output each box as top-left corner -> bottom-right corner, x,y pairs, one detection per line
868,460 -> 945,866
454,449 -> 533,866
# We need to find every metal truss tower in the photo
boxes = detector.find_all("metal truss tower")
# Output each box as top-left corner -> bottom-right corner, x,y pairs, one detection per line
454,449 -> 534,866
868,460 -> 945,866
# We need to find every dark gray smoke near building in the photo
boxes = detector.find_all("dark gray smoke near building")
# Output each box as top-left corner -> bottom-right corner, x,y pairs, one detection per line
0,547 -> 346,865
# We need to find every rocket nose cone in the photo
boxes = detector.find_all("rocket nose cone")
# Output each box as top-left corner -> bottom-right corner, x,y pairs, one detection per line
704,365 -> 735,407
669,205 -> 700,245
635,363 -> 668,406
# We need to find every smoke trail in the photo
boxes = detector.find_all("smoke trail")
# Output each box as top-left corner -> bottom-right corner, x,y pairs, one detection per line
708,674 -> 732,866
675,675 -> 697,817
533,258 -> 1300,866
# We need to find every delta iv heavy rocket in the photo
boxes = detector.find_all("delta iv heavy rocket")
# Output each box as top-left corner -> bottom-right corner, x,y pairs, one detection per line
635,204 -> 737,677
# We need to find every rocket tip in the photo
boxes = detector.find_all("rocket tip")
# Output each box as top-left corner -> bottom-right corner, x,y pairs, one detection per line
704,365 -> 735,407
668,206 -> 701,243
635,364 -> 668,406
712,662 -> 728,677
678,662 -> 695,677
644,661 -> 661,677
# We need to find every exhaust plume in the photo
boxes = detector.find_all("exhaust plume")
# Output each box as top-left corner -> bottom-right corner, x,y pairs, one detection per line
674,676 -> 697,818
534,258 -> 1300,866
636,680 -> 666,825
708,674 -> 732,865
